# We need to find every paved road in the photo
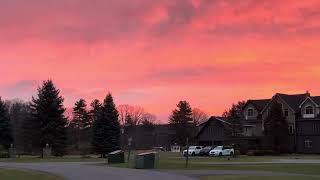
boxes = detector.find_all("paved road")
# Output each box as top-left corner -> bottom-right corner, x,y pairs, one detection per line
0,161 -> 317,180
0,162 -> 195,180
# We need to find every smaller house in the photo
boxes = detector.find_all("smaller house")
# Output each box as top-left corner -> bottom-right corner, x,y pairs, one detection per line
171,144 -> 181,152
196,116 -> 230,146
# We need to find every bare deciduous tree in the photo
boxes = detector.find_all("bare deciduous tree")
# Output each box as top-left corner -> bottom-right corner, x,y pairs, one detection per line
117,105 -> 156,126
192,108 -> 208,125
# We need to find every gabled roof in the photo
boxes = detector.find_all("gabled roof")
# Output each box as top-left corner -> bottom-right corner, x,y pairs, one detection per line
277,93 -> 308,112
244,99 -> 270,112
299,96 -> 320,108
311,96 -> 320,105
196,116 -> 230,138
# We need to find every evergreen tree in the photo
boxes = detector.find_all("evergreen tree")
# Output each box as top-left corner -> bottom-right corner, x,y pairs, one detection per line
7,100 -> 31,152
90,99 -> 102,123
0,97 -> 12,149
70,99 -> 91,156
223,101 -> 246,137
92,93 -> 120,157
30,80 -> 67,156
70,99 -> 91,129
169,101 -> 193,146
264,101 -> 289,153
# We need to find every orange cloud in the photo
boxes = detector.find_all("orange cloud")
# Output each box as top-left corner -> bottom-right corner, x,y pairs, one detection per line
1,0 -> 320,122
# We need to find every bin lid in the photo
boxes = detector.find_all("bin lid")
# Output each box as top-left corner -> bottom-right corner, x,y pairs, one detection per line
109,150 -> 123,155
137,152 -> 157,156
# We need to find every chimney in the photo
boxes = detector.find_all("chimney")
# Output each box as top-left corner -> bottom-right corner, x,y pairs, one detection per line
306,90 -> 310,96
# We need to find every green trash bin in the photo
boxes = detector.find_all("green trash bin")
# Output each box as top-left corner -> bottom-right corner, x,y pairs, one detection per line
108,150 -> 125,164
135,152 -> 156,169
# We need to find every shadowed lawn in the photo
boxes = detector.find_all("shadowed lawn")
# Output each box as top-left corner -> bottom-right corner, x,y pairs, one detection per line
201,175 -> 320,180
108,151 -> 320,175
0,155 -> 106,163
0,168 -> 63,180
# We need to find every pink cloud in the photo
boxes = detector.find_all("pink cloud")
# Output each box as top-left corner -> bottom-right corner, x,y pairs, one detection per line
1,0 -> 320,122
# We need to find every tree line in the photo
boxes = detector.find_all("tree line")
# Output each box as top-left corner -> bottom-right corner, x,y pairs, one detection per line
0,80 -> 209,156
0,80 -> 120,157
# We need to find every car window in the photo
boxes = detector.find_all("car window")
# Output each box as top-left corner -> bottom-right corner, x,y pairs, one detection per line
213,146 -> 222,150
196,147 -> 201,149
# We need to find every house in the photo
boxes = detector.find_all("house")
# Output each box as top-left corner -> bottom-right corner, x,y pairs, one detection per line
196,92 -> 320,153
120,124 -> 176,150
242,92 -> 320,153
196,116 -> 230,146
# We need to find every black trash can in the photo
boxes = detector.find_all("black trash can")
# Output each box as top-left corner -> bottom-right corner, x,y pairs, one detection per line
108,150 -> 125,164
135,152 -> 156,169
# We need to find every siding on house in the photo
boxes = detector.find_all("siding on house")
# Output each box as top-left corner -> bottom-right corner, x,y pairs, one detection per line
197,117 -> 228,146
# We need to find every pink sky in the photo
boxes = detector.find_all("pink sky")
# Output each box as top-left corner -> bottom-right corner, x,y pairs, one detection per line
1,0 -> 320,122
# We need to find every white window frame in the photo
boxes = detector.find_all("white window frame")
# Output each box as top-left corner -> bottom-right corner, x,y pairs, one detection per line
284,108 -> 289,117
288,124 -> 294,134
305,106 -> 314,115
304,139 -> 312,149
247,108 -> 254,117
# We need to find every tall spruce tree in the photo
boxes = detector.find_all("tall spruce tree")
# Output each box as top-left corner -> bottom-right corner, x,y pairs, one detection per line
92,93 -> 120,157
31,80 -> 67,156
169,101 -> 193,146
0,97 -> 12,149
70,99 -> 91,155
264,101 -> 289,153
70,99 -> 91,129
90,99 -> 102,123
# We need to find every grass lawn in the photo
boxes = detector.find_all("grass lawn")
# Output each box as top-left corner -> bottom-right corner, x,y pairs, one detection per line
201,175 -> 320,180
108,151 -> 320,175
0,155 -> 106,163
0,168 -> 63,180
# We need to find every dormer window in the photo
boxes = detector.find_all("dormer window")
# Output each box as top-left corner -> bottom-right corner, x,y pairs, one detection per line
247,108 -> 254,117
305,106 -> 314,115
284,108 -> 289,117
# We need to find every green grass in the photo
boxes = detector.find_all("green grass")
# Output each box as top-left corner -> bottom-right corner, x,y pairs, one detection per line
107,151 -> 320,175
0,155 -> 106,163
201,175 -> 320,180
0,168 -> 63,180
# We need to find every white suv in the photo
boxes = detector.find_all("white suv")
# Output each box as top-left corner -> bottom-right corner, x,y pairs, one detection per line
209,146 -> 234,156
183,146 -> 203,156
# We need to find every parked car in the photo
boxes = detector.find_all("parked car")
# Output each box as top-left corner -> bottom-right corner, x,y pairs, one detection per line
183,146 -> 203,156
209,146 -> 234,156
199,146 -> 214,156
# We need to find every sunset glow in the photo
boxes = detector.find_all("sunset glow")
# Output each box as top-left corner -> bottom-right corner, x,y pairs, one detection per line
1,0 -> 320,121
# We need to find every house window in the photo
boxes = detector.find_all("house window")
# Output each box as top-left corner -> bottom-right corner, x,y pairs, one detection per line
305,106 -> 314,115
284,109 -> 289,117
247,109 -> 254,117
304,139 -> 313,149
288,125 -> 294,134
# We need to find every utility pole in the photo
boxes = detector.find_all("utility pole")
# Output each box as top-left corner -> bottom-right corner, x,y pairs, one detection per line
127,137 -> 132,168
185,137 -> 189,168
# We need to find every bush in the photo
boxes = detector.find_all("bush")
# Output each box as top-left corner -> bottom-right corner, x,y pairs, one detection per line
0,151 -> 9,158
246,149 -> 277,156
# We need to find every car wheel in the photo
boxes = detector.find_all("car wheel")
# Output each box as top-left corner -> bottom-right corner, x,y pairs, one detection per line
192,152 -> 195,156
219,152 -> 222,156
230,152 -> 234,156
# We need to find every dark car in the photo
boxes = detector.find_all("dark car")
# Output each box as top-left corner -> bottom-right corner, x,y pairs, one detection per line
199,146 -> 214,156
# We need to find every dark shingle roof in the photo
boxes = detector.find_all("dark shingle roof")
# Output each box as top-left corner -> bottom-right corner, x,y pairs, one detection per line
246,99 -> 270,111
196,116 -> 229,138
311,96 -> 320,105
277,93 -> 308,112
